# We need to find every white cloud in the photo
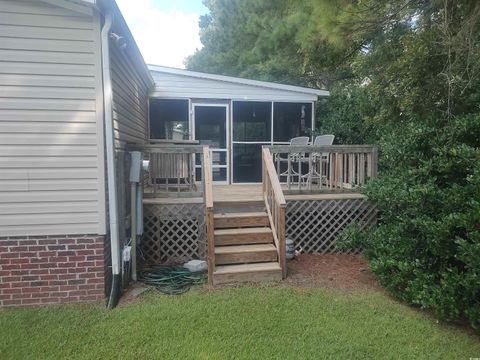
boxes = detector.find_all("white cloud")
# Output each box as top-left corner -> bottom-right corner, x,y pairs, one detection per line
116,0 -> 203,68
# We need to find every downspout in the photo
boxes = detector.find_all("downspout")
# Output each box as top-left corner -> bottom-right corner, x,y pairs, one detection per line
101,11 -> 121,309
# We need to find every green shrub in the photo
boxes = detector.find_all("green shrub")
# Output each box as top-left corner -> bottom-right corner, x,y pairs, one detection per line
338,114 -> 480,329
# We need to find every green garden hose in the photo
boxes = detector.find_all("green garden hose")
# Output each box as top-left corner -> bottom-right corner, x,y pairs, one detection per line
138,265 -> 206,295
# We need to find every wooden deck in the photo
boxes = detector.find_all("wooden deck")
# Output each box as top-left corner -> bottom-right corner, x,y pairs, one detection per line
213,184 -> 366,203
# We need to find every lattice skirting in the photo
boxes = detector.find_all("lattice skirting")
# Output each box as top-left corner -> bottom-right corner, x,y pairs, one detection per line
286,197 -> 376,254
142,203 -> 206,264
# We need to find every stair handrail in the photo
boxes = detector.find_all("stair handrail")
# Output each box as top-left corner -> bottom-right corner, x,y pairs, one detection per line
202,146 -> 215,284
262,147 -> 287,278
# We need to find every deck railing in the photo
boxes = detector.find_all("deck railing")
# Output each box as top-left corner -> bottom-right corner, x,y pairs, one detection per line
267,145 -> 378,191
202,147 -> 215,284
262,147 -> 287,278
139,144 -> 206,196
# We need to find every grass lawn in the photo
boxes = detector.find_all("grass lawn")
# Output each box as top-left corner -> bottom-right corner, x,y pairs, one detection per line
1,286 -> 479,359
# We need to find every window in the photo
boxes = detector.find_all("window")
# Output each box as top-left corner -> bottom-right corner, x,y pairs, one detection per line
233,101 -> 271,142
149,99 -> 189,140
273,102 -> 312,142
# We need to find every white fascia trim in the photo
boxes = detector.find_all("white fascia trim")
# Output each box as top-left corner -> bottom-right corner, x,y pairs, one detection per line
41,0 -> 94,15
148,64 -> 330,97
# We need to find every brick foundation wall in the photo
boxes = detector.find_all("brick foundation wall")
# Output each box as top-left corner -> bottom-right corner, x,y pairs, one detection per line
0,234 -> 106,306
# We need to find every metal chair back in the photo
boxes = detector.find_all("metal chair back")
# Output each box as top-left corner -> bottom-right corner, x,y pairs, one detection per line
313,135 -> 335,146
290,136 -> 310,146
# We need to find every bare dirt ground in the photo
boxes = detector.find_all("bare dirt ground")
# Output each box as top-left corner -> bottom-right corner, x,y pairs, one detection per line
119,253 -> 380,306
285,253 -> 380,291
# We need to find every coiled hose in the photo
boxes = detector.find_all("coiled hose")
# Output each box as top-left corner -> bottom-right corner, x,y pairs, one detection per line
138,265 -> 206,295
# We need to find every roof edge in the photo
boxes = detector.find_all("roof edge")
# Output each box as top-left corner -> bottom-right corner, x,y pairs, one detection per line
148,65 -> 330,97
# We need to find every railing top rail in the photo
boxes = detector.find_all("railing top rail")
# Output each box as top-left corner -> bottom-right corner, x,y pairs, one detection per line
127,143 -> 206,154
262,148 -> 286,206
203,146 -> 214,210
266,144 -> 377,154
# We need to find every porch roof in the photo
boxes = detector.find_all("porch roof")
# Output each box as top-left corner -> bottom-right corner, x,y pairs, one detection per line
148,65 -> 329,102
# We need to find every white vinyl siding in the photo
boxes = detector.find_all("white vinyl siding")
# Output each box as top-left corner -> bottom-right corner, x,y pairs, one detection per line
109,34 -> 150,148
150,71 -> 319,102
0,0 -> 105,236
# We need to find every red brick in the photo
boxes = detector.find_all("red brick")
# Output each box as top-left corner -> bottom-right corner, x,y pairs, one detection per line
78,261 -> 95,267
3,299 -> 20,306
39,263 -> 57,269
2,264 -> 21,270
49,280 -> 68,286
67,244 -> 85,250
28,246 -> 46,252
30,269 -> 49,275
59,239 -> 76,245
57,251 -> 76,257
68,256 -> 85,262
37,239 -> 57,245
23,287 -> 42,294
79,272 -> 96,279
68,279 -> 86,285
1,241 -> 19,246
22,240 -> 38,245
10,270 -> 29,276
22,298 -> 41,305
79,284 -> 96,290
49,268 -> 68,275
21,275 -> 39,281
1,252 -> 19,259
48,256 -> 68,263
10,258 -> 29,264
47,245 -> 66,251
38,251 -> 56,257
41,297 -> 60,304
11,282 -> 26,288
3,288 -> 21,295
78,239 -> 95,244
40,286 -> 60,292
30,257 -> 49,264
57,262 -> 76,268
77,250 -> 94,256
21,263 -> 39,269
8,246 -> 28,252
58,285 -> 78,291
68,290 -> 86,296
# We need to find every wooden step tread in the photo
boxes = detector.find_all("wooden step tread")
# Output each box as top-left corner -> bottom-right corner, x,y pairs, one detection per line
214,227 -> 271,236
215,244 -> 276,254
214,212 -> 267,219
214,212 -> 270,229
214,262 -> 281,275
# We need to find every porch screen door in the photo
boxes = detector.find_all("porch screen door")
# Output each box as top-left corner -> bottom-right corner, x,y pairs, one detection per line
193,104 -> 229,184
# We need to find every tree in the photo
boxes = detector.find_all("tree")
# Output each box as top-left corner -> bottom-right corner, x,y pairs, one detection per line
187,0 -> 480,330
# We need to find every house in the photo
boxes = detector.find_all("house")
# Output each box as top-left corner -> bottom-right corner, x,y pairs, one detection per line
0,0 -> 377,307
0,0 -> 152,307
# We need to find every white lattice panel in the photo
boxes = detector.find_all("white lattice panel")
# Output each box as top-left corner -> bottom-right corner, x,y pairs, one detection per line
286,198 -> 376,254
142,203 -> 206,264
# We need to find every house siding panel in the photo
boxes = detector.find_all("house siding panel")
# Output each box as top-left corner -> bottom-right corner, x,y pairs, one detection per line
150,71 -> 319,102
109,39 -> 150,149
0,0 -> 105,237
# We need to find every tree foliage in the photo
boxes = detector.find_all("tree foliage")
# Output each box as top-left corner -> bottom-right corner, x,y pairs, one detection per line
187,0 -> 480,330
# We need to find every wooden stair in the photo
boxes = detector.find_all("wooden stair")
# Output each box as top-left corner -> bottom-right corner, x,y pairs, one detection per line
211,208 -> 282,285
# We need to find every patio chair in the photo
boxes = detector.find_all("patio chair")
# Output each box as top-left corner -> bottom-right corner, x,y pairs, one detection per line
275,136 -> 310,187
301,134 -> 335,188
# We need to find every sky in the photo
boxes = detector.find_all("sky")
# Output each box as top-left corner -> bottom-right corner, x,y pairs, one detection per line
116,0 -> 209,68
